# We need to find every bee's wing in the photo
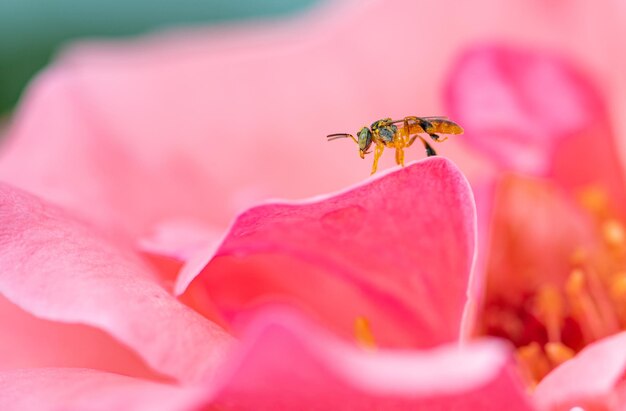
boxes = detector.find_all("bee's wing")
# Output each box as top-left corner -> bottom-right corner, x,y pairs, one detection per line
389,116 -> 448,123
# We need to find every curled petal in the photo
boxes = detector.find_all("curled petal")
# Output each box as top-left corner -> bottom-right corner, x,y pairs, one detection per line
0,183 -> 232,382
0,309 -> 534,411
0,368 -> 206,411
210,308 -> 534,411
182,158 -> 477,348
0,295 -> 158,379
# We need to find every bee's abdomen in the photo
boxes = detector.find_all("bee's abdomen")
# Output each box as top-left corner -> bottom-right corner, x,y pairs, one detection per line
425,120 -> 464,135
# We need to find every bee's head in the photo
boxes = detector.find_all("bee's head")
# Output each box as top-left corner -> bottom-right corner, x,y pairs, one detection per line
357,127 -> 372,158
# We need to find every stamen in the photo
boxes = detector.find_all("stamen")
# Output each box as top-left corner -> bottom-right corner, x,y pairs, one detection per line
354,316 -> 376,349
545,342 -> 575,367
516,342 -> 550,387
533,285 -> 563,343
565,269 -> 605,342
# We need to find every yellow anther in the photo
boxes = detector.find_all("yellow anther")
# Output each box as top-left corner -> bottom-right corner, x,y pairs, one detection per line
534,285 -> 563,343
354,316 -> 376,349
516,342 -> 551,387
545,342 -> 575,367
602,219 -> 626,249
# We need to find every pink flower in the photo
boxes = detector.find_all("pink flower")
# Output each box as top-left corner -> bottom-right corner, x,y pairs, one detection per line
0,159 -> 534,410
446,45 -> 626,409
0,6 -> 530,402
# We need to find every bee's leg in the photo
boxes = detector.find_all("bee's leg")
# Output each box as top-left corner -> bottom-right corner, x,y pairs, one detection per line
429,133 -> 448,143
395,147 -> 405,166
406,134 -> 436,155
422,136 -> 437,156
394,136 -> 406,166
371,143 -> 385,174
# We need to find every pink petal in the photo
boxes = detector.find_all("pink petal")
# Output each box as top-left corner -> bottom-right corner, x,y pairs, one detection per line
184,158 -> 477,348
0,183 -> 232,382
460,177 -> 498,339
0,295 -> 158,380
0,368 -> 205,411
138,219 -> 223,262
137,219 -> 225,295
210,308 -> 534,411
445,45 -> 626,207
534,331 -> 626,410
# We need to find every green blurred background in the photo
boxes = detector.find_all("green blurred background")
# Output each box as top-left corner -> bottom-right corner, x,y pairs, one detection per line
0,0 -> 319,116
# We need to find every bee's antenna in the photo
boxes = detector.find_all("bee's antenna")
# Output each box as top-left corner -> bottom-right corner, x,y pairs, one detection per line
326,133 -> 351,140
326,133 -> 358,144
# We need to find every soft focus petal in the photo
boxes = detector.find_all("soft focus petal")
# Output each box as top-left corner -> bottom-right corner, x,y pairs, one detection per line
2,0 -> 625,241
0,295 -> 158,379
0,368 -> 205,411
445,45 -> 626,207
0,182 -> 232,382
137,219 -> 225,294
6,0 -> 624,239
138,219 -> 223,262
0,4 -> 381,238
534,332 -> 626,411
183,158 -> 477,348
210,308 -> 534,411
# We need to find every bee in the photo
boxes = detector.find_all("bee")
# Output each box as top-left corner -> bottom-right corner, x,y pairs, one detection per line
327,116 -> 463,174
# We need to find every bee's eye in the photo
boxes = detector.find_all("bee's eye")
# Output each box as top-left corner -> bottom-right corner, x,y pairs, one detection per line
357,127 -> 372,151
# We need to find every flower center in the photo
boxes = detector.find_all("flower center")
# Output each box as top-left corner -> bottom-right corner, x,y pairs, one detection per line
481,184 -> 626,387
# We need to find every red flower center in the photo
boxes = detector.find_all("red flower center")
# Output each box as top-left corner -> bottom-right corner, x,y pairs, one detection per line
480,181 -> 626,386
